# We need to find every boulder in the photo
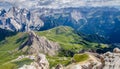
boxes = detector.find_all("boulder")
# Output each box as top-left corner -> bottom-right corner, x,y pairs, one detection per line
113,48 -> 120,53
55,64 -> 64,69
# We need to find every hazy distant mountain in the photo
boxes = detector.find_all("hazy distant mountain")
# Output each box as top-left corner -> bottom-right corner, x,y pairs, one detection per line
0,0 -> 120,43
0,6 -> 120,43
39,7 -> 120,43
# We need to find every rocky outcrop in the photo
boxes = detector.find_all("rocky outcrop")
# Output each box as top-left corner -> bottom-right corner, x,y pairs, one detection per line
55,64 -> 64,69
71,48 -> 120,69
102,48 -> 120,69
66,61 -> 102,69
19,54 -> 49,69
113,48 -> 120,53
65,53 -> 103,69
19,31 -> 60,56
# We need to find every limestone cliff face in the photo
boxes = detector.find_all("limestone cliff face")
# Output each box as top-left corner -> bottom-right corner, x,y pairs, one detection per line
19,31 -> 60,56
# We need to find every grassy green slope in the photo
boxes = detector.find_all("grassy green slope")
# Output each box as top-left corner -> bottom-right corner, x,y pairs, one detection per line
36,26 -> 105,67
0,28 -> 17,41
0,26 -> 109,68
73,53 -> 89,62
0,32 -> 31,69
36,26 -> 107,57
37,26 -> 82,51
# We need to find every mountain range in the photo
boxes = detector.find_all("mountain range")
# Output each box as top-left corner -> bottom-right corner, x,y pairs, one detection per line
0,1 -> 120,69
0,26 -> 113,69
1,6 -> 120,42
39,7 -> 120,43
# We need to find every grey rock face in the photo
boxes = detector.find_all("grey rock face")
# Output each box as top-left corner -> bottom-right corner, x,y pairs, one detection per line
0,7 -> 44,31
113,48 -> 120,53
19,31 -> 60,56
55,64 -> 64,69
65,53 -> 103,69
103,48 -> 120,69
19,54 -> 49,69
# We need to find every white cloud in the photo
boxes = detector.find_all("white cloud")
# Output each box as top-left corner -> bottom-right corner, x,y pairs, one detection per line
0,0 -> 120,9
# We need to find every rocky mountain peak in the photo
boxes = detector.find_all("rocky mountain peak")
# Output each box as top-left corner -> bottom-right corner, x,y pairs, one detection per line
19,31 -> 60,56
0,7 -> 44,31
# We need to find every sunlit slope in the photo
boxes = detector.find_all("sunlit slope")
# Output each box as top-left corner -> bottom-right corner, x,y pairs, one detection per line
0,32 -> 30,69
36,26 -> 108,56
